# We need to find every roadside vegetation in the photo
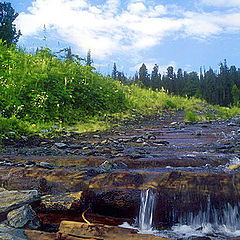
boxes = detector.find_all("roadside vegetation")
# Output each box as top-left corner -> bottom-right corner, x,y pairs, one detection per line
1,41 -> 240,141
0,2 -> 240,141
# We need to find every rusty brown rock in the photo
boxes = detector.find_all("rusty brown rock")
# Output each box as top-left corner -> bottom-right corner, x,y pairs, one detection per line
39,192 -> 83,212
24,229 -> 57,240
58,221 -> 172,240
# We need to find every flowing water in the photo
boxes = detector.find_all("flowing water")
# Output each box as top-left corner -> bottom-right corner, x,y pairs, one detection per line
138,189 -> 156,232
122,189 -> 240,239
168,196 -> 240,239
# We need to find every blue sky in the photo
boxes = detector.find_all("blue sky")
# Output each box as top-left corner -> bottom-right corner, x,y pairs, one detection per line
9,0 -> 240,76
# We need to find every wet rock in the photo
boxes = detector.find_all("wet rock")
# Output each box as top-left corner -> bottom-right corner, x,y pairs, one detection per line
58,221 -> 169,240
228,164 -> 240,170
25,161 -> 36,168
187,237 -> 211,240
39,192 -> 83,212
153,140 -> 170,145
0,189 -> 39,214
98,160 -> 126,173
148,135 -> 157,140
24,229 -> 57,240
136,138 -> 145,143
93,135 -> 100,138
38,162 -> 54,169
7,205 -> 40,229
54,142 -> 67,149
0,223 -> 28,240
228,122 -> 237,126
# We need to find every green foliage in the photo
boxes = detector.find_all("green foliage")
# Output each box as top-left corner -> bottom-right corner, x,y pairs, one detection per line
0,41 -> 127,137
1,41 -> 240,140
0,116 -> 32,139
185,110 -> 199,122
231,84 -> 240,107
0,2 -> 21,45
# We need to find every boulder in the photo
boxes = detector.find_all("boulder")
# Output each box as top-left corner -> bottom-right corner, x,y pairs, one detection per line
7,205 -> 40,229
39,192 -> 83,212
0,189 -> 39,215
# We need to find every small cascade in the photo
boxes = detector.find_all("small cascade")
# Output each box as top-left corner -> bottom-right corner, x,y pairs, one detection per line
138,189 -> 156,231
171,195 -> 240,238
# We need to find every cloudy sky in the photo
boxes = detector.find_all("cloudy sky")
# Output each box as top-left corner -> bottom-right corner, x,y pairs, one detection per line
10,0 -> 240,75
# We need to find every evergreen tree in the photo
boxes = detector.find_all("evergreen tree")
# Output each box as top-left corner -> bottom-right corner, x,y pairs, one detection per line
0,2 -> 21,45
232,84 -> 240,106
176,68 -> 184,95
166,66 -> 175,93
86,49 -> 93,66
139,63 -> 150,88
112,63 -> 117,80
151,64 -> 161,90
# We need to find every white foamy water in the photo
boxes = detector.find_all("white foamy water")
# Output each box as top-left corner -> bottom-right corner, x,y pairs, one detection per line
138,189 -> 156,232
120,190 -> 240,239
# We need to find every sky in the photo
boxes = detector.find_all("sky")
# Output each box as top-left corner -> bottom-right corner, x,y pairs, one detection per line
9,0 -> 240,76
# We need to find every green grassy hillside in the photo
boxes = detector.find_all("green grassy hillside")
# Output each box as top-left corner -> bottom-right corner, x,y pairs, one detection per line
0,41 -> 239,140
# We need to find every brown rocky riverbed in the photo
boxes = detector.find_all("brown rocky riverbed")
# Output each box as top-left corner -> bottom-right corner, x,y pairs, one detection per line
1,111 -> 240,240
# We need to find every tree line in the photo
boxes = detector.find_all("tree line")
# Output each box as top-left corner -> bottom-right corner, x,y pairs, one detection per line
112,61 -> 240,107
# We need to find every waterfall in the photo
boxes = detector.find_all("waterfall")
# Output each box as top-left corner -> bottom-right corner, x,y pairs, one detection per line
172,195 -> 240,237
138,189 -> 156,231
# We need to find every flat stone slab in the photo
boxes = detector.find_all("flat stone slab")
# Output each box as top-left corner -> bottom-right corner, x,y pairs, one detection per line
58,221 -> 172,240
39,192 -> 83,211
0,189 -> 39,214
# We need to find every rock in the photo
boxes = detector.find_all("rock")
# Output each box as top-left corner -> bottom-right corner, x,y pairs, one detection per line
0,223 -> 28,240
24,230 -> 57,240
0,189 -> 39,214
187,237 -> 211,240
38,162 -> 54,169
136,138 -> 144,143
228,164 -> 240,170
93,135 -> 100,138
54,143 -> 67,149
21,136 -> 28,141
148,135 -> 156,140
7,205 -> 40,229
25,161 -> 36,168
58,221 -> 170,240
39,192 -> 83,212
228,122 -> 237,126
98,160 -> 118,173
153,140 -> 170,145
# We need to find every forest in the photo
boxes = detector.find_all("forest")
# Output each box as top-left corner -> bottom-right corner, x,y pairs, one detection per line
113,61 -> 240,107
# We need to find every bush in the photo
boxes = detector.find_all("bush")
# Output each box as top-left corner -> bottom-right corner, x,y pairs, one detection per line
185,110 -> 199,122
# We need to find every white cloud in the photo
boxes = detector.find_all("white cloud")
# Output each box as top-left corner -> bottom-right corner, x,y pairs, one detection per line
16,0 -> 240,61
201,0 -> 240,7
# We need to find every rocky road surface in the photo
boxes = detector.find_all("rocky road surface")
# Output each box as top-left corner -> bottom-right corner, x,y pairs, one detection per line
1,111 -> 240,239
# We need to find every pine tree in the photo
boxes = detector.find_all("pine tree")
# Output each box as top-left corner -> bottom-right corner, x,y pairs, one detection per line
151,64 -> 161,90
86,49 -> 93,66
232,84 -> 240,106
112,63 -> 117,80
0,2 -> 21,45
139,63 -> 150,88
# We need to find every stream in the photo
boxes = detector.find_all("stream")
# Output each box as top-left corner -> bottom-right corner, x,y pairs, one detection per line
1,112 -> 240,239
